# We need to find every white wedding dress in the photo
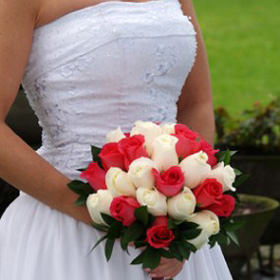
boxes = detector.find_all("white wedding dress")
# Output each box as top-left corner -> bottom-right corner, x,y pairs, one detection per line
0,0 -> 232,279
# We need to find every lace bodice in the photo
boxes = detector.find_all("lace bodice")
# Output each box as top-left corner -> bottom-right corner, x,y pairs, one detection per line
22,0 -> 197,179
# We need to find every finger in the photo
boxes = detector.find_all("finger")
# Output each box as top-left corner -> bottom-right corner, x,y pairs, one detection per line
150,263 -> 182,278
151,260 -> 185,278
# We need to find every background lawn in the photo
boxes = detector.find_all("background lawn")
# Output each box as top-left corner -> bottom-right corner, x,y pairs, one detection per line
193,0 -> 280,115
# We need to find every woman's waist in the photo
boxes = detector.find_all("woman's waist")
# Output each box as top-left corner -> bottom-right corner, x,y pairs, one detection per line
37,143 -> 95,180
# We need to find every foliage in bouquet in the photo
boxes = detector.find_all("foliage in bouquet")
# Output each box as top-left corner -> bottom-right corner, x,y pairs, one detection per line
68,121 -> 245,270
215,97 -> 280,154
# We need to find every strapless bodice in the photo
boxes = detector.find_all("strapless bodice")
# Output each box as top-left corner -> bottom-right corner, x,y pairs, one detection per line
21,0 -> 197,179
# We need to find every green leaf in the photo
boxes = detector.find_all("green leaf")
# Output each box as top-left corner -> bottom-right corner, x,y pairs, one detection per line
184,241 -> 197,253
131,249 -> 147,265
74,195 -> 87,206
182,228 -> 202,240
158,248 -> 174,259
234,168 -> 242,176
107,221 -> 123,239
216,150 -> 237,164
169,242 -> 183,261
91,222 -> 109,233
167,218 -> 177,229
67,180 -> 94,196
101,213 -> 115,225
91,145 -> 101,160
91,145 -> 103,167
134,241 -> 148,249
177,241 -> 191,259
143,247 -> 161,269
105,238 -> 115,261
89,234 -> 108,253
234,173 -> 250,187
179,221 -> 200,231
227,231 -> 239,247
122,222 -> 144,245
134,206 -> 149,226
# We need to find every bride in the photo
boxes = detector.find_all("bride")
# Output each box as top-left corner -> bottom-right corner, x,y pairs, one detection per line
0,0 -> 232,279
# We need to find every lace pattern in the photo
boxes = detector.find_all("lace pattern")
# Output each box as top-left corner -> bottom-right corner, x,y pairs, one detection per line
21,0 -> 197,179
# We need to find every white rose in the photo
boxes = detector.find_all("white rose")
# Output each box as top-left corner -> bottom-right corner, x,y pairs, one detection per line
179,151 -> 211,189
207,162 -> 236,192
86,190 -> 113,225
128,157 -> 158,189
105,167 -> 136,197
151,134 -> 179,172
160,123 -> 175,135
167,187 -> 196,220
136,187 -> 167,216
187,210 -> 220,249
130,121 -> 162,156
106,126 -> 126,143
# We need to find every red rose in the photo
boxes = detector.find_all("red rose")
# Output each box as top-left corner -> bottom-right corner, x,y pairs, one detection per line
175,134 -> 201,160
198,139 -> 219,167
174,124 -> 198,140
153,216 -> 168,227
118,135 -> 148,170
146,217 -> 175,249
110,196 -> 140,226
80,162 -> 107,191
99,143 -> 125,171
152,166 -> 184,197
193,178 -> 223,208
206,195 -> 235,217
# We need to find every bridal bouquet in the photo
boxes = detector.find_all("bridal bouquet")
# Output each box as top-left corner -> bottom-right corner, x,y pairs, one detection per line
68,121 -> 244,271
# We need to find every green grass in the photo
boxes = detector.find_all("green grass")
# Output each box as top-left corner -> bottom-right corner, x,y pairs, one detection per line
194,0 -> 280,115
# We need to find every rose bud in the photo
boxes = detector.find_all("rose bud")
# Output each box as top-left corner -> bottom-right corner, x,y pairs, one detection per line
106,126 -> 126,143
179,151 -> 211,189
105,167 -> 136,197
193,178 -> 223,208
128,157 -> 158,189
110,196 -> 140,226
160,123 -> 175,135
152,166 -> 184,197
198,139 -> 219,167
130,121 -> 162,156
151,134 -> 179,172
167,187 -> 196,220
206,195 -> 235,217
99,142 -> 125,171
80,162 -> 107,191
146,217 -> 175,248
174,124 -> 198,140
118,134 -> 148,170
86,190 -> 113,225
175,134 -> 201,160
187,210 -> 220,249
207,162 -> 236,192
136,187 -> 167,216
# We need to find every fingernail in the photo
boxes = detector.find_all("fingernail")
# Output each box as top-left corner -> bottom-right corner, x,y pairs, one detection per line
149,273 -> 157,277
144,268 -> 151,272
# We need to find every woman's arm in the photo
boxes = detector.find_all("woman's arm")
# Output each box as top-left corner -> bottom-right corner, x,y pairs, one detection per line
177,0 -> 215,145
0,0 -> 91,224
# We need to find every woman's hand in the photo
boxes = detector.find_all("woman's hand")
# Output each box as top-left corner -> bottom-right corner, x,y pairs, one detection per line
145,257 -> 185,279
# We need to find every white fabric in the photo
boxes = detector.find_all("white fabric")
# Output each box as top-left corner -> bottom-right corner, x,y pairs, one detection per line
0,0 -> 233,279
